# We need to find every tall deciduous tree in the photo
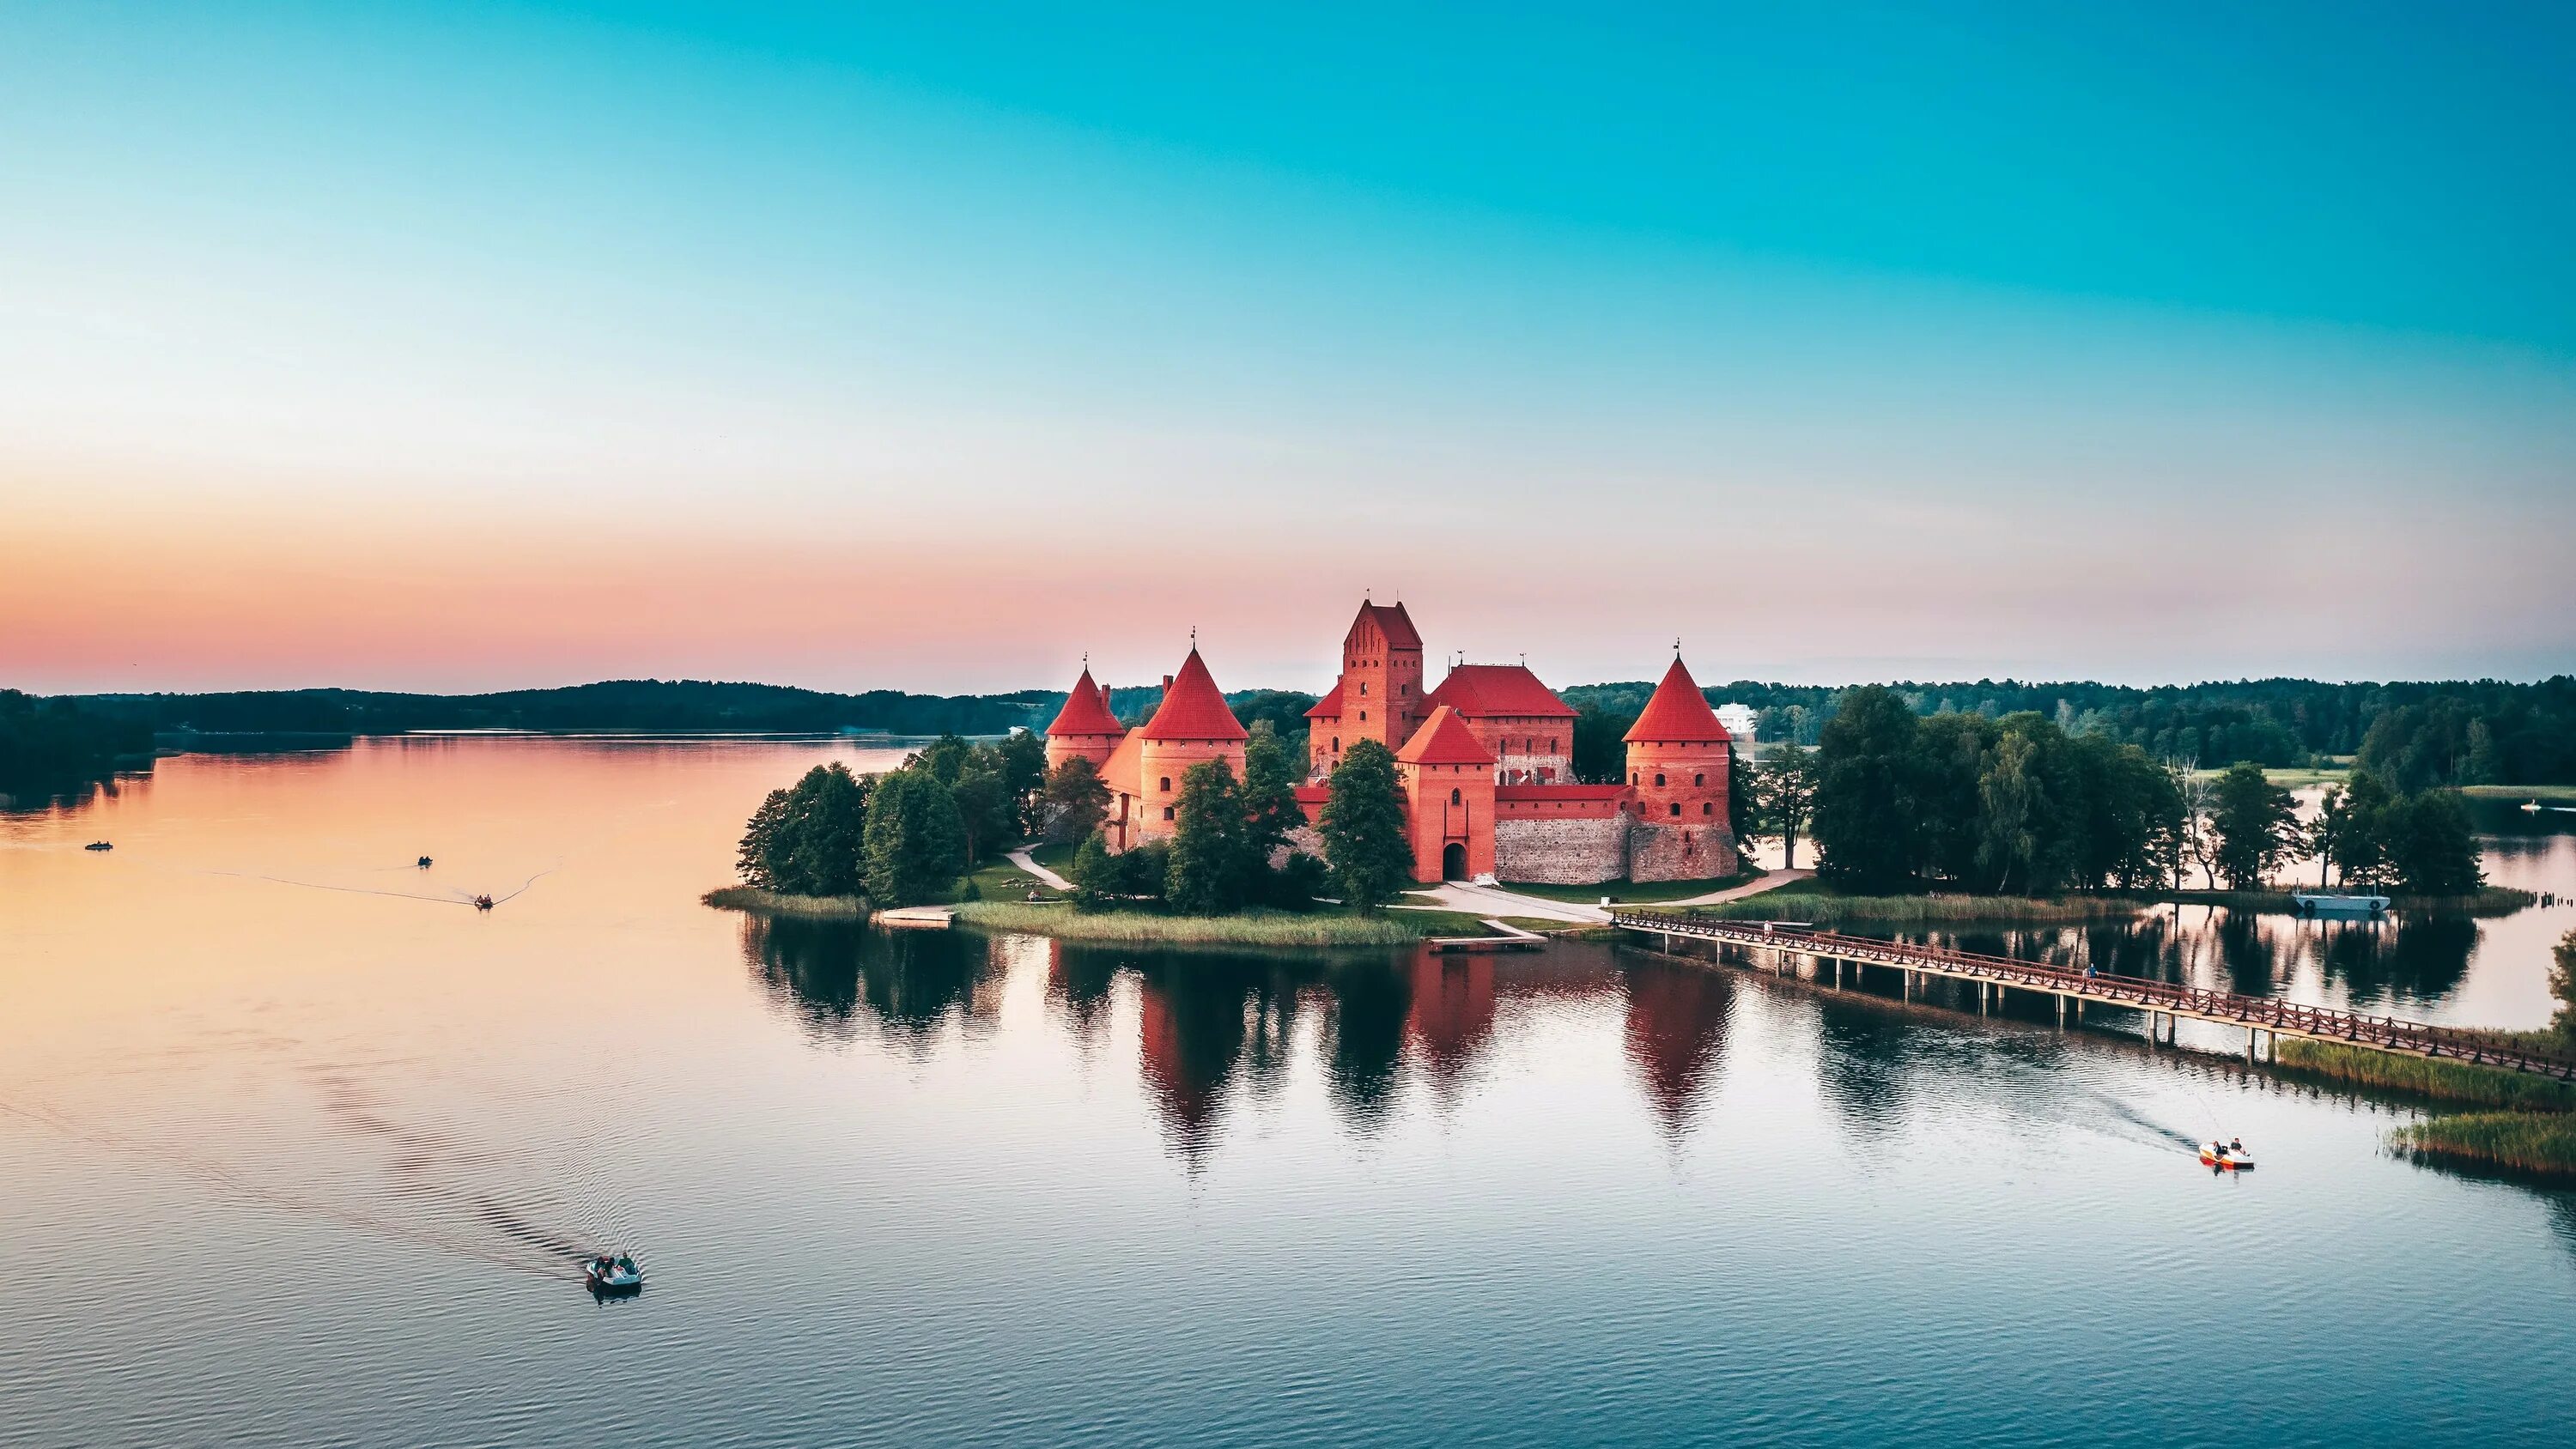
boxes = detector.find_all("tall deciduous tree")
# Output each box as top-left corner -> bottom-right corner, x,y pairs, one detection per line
1040,756 -> 1110,846
994,729 -> 1051,831
1165,759 -> 1251,915
1813,685 -> 1923,893
2208,762 -> 2298,890
1240,723 -> 1305,864
2550,928 -> 2576,1046
1321,739 -> 1412,909
860,768 -> 967,905
1755,742 -> 1820,870
951,759 -> 1017,864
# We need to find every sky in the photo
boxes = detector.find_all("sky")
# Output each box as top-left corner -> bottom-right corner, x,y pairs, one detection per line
3,1 -> 2572,696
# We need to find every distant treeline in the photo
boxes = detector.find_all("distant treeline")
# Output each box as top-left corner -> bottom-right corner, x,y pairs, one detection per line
1564,676 -> 2576,785
63,680 -> 1054,738
0,690 -> 155,800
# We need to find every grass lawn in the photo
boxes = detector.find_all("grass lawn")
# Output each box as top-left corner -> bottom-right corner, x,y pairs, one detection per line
955,854 -> 1061,902
1026,840 -> 1078,870
1692,878 -> 2150,924
1498,869 -> 1766,906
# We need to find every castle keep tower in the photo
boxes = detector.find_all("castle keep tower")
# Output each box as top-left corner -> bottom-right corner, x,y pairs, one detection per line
1042,664 -> 1126,773
1305,599 -> 1424,778
1622,654 -> 1739,882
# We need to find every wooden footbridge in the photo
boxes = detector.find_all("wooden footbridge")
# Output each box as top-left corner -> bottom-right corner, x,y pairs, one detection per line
1610,911 -> 2576,1081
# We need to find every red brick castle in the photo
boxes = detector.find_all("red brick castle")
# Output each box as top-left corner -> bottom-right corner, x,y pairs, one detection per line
1044,599 -> 1738,885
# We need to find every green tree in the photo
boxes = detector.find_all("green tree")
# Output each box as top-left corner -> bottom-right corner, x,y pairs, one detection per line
951,758 -> 1017,864
1240,723 -> 1305,864
762,761 -> 872,896
908,732 -> 974,785
860,768 -> 967,905
1067,831 -> 1119,912
1321,739 -> 1413,909
1754,742 -> 1820,870
1813,685 -> 1923,893
1040,756 -> 1110,846
736,787 -> 791,890
1165,759 -> 1251,914
994,729 -> 1051,830
2333,771 -> 2397,888
1570,705 -> 1634,785
2550,928 -> 2576,1046
1976,727 -> 2044,894
2208,762 -> 2298,890
2379,790 -> 2483,896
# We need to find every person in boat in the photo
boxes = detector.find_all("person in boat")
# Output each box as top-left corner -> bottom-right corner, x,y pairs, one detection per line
2229,1137 -> 2244,1154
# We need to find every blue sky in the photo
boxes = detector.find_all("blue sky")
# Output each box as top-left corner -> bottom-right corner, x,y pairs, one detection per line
3,2 -> 2570,692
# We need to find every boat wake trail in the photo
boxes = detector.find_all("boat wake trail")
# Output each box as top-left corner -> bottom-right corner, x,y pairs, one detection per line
204,870 -> 478,907
2,1065 -> 624,1281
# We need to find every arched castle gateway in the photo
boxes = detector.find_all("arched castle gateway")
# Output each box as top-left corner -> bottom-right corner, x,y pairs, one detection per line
1044,600 -> 1737,885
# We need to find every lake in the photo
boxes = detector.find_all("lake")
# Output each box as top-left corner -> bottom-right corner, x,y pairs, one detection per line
3,738 -> 2573,1447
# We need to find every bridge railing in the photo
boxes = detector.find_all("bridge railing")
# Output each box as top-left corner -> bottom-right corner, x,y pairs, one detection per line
1610,910 -> 2576,1078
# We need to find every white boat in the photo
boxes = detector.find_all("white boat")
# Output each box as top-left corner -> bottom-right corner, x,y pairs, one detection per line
2199,1140 -> 2255,1171
2292,891 -> 2388,917
583,1253 -> 642,1293
2524,800 -> 2543,813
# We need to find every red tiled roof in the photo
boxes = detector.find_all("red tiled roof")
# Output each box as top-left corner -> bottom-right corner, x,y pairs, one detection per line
1494,783 -> 1627,801
1623,657 -> 1732,743
1098,730 -> 1144,797
1348,599 -> 1422,651
1393,705 -> 1495,767
1135,648 -> 1249,742
1044,668 -> 1126,738
1424,664 -> 1575,719
1292,783 -> 1330,803
1303,677 -> 1347,719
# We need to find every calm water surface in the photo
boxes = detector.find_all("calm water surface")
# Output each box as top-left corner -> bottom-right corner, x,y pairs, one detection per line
4,739 -> 2573,1447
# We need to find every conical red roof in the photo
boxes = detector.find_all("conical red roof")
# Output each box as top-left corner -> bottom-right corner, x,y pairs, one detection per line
1394,706 -> 1496,767
1045,668 -> 1125,738
1623,657 -> 1732,743
1136,648 -> 1248,742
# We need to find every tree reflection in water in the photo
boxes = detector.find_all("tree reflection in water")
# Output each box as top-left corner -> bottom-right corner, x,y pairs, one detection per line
739,915 -> 990,1056
1866,902 -> 2484,1020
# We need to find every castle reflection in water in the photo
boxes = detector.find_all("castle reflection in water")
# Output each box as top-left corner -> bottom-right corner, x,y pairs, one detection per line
738,918 -> 1739,1160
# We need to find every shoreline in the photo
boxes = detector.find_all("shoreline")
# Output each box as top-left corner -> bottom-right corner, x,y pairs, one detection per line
701,886 -> 869,919
1694,884 -> 2537,925
954,900 -> 1569,947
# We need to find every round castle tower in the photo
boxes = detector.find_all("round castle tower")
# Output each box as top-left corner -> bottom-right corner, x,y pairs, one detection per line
1622,653 -> 1739,881
1042,664 -> 1126,773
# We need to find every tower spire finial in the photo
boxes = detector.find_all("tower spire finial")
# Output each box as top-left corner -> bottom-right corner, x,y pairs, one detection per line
1674,636 -> 1683,658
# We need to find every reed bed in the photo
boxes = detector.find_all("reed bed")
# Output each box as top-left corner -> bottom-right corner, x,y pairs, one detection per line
701,887 -> 869,919
956,902 -> 1452,946
2396,1112 -> 2576,1180
2274,1039 -> 2576,1112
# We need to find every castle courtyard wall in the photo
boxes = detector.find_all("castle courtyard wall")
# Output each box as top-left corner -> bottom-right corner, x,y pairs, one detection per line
1494,815 -> 1630,883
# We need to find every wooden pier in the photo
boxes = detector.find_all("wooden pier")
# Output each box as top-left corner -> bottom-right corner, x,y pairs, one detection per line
1427,919 -> 1546,955
1609,910 -> 2576,1080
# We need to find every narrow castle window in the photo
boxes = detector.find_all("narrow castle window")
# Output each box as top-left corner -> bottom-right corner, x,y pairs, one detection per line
1703,802 -> 1715,815
1163,806 -> 1175,821
1655,773 -> 1667,786
1332,737 -> 1340,751
1450,788 -> 1461,805
1359,711 -> 1367,722
1669,802 -> 1681,816
1159,777 -> 1171,791
1694,773 -> 1705,786
1360,682 -> 1369,694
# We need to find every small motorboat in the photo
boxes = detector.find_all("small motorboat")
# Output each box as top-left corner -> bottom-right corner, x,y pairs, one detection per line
416,855 -> 434,869
2292,891 -> 2388,918
2199,1138 -> 2255,1171
471,894 -> 495,912
2524,800 -> 2544,813
583,1252 -> 642,1294
83,841 -> 113,852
